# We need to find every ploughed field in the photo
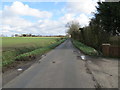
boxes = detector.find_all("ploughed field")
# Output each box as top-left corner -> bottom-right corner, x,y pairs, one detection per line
2,37 -> 64,66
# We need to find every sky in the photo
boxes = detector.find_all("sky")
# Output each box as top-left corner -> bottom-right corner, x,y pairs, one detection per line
0,0 -> 105,36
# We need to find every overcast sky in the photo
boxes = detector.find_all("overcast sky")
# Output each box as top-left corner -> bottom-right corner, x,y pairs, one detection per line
0,0 -> 105,36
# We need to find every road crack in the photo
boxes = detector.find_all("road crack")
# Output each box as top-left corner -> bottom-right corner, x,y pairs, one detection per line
85,60 -> 102,89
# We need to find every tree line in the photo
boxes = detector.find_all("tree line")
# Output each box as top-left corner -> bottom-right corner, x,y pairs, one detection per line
13,34 -> 65,37
67,2 -> 120,51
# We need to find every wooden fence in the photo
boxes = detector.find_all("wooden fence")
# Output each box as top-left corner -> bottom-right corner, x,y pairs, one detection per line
102,44 -> 120,57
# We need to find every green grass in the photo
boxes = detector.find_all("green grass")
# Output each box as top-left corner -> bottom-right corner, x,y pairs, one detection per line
2,37 -> 61,51
72,39 -> 98,56
1,37 -> 66,67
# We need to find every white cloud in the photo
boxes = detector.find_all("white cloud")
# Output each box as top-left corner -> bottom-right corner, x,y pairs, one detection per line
1,1 -> 65,36
75,14 -> 90,27
3,1 -> 52,18
60,13 -> 75,23
37,19 -> 66,35
1,16 -> 66,36
66,0 -> 98,15
1,1 -> 99,36
61,0 -> 99,27
60,13 -> 90,27
3,16 -> 33,27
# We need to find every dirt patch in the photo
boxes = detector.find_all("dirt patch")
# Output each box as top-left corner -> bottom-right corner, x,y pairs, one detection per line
3,56 -> 38,73
2,55 -> 43,86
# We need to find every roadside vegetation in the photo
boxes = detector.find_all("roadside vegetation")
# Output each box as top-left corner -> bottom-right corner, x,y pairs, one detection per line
66,2 -> 120,57
2,37 -> 66,67
72,40 -> 98,56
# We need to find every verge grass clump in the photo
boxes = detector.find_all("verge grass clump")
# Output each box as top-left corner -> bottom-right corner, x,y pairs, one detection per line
72,39 -> 98,56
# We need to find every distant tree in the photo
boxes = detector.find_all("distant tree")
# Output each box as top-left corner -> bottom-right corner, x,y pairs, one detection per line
0,34 -> 5,37
28,34 -> 32,37
11,35 -> 14,37
15,34 -> 19,37
66,21 -> 80,40
22,34 -> 27,37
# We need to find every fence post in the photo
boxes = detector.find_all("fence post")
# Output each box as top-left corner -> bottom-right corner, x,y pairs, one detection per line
102,44 -> 111,56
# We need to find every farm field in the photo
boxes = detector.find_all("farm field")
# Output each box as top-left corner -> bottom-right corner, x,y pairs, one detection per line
1,37 -> 65,66
2,37 -> 61,51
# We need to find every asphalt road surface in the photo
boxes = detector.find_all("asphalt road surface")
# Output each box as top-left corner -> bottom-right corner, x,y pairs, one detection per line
3,39 -> 118,88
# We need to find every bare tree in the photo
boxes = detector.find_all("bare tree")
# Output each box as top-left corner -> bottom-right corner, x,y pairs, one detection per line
66,21 -> 80,40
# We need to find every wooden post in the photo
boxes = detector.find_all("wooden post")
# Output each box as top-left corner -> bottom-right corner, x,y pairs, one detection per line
102,44 -> 110,56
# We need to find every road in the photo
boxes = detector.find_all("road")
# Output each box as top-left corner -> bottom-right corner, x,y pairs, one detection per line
3,39 -> 118,88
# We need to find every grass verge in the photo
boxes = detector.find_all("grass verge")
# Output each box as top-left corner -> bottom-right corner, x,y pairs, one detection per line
72,39 -> 98,56
2,39 -> 66,67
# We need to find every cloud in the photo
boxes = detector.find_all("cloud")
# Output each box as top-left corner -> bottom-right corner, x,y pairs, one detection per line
2,16 -> 33,27
3,1 -> 52,18
1,16 -> 66,36
75,14 -> 90,27
60,13 -> 90,27
66,0 -> 98,15
60,13 -> 75,23
60,0 -> 99,27
37,19 -> 66,35
1,17 -> 34,35
1,1 -> 99,36
1,1 -> 65,36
